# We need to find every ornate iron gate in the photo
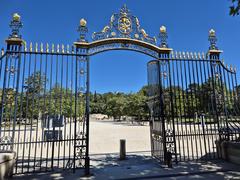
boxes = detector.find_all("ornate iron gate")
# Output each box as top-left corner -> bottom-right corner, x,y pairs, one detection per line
148,49 -> 240,163
0,39 -> 89,173
0,5 -> 240,176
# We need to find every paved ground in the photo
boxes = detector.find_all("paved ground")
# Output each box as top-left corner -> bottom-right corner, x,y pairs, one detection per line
89,119 -> 151,155
13,119 -> 240,179
14,153 -> 240,179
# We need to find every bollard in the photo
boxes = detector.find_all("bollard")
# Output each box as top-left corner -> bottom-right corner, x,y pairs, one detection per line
221,141 -> 229,160
119,139 -> 126,160
166,151 -> 172,168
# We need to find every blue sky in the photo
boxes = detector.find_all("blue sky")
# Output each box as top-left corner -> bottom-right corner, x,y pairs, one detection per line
0,0 -> 240,93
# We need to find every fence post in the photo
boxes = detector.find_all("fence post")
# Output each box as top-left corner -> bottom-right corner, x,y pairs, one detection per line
74,18 -> 90,176
208,29 -> 225,141
158,26 -> 176,165
2,13 -> 24,147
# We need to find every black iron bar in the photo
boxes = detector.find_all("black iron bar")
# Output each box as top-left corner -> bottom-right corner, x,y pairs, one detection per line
218,62 -> 229,142
196,60 -> 204,158
203,59 -> 212,159
5,52 -> 13,139
85,54 -> 90,175
21,52 -> 32,173
186,59 -> 195,160
12,46 -> 22,174
188,60 -> 198,160
175,59 -> 185,161
51,51 -> 59,170
157,57 -> 167,163
9,50 -> 17,142
45,52 -> 53,170
171,60 -> 181,162
68,53 -> 74,168
39,53 -> 48,171
202,61 -> 213,159
57,53 -> 64,168
167,59 -> 178,163
73,51 -> 78,173
180,58 -> 190,160
15,51 -> 26,173
226,67 -> 234,140
63,54 -> 69,169
33,51 -> 43,172
0,52 -> 7,80
190,60 -> 199,160
27,52 -> 38,173
210,58 -> 221,142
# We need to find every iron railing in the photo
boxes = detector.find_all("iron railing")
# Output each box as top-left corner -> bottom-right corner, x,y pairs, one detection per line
148,53 -> 240,163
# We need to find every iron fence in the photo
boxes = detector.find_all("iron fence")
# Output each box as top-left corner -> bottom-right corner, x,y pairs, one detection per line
0,5 -> 239,176
0,43 -> 88,174
148,52 -> 240,163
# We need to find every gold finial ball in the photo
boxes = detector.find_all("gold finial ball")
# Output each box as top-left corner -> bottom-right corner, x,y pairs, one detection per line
80,18 -> 87,27
209,29 -> 215,36
13,13 -> 21,22
160,26 -> 166,33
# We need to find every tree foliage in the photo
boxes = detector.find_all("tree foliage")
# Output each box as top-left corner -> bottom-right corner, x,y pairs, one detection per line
90,87 -> 149,120
0,71 -> 239,123
230,0 -> 240,16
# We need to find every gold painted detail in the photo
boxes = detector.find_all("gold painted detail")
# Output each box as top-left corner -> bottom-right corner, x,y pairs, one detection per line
102,26 -> 110,33
209,29 -> 215,36
40,43 -> 43,53
92,5 -> 157,45
13,13 -> 20,22
118,16 -> 132,34
80,18 -> 87,27
134,34 -> 139,39
111,32 -> 116,37
160,26 -> 166,33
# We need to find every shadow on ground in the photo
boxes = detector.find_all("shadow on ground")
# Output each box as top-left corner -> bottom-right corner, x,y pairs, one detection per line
13,154 -> 240,180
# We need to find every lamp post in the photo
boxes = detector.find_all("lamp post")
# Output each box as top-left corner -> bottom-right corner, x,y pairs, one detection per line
77,18 -> 88,42
159,26 -> 168,48
208,29 -> 218,50
9,13 -> 23,39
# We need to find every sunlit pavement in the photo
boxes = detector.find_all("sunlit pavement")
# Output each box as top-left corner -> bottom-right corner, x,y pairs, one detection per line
13,154 -> 240,179
13,119 -> 240,179
82,152 -> 240,180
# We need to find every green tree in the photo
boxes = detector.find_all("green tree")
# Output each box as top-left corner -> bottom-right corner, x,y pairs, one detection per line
24,71 -> 46,119
105,93 -> 126,120
0,88 -> 16,122
124,93 -> 147,120
230,0 -> 240,16
185,83 -> 200,117
89,88 -> 150,121
90,92 -> 107,114
45,85 -> 84,118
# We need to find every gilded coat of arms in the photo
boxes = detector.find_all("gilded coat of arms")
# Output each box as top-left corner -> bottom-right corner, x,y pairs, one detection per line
118,16 -> 132,34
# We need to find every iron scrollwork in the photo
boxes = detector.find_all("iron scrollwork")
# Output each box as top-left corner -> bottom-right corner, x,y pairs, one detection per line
165,129 -> 175,153
88,43 -> 159,58
208,29 -> 218,50
0,136 -> 13,151
9,13 -> 23,39
92,4 -> 157,45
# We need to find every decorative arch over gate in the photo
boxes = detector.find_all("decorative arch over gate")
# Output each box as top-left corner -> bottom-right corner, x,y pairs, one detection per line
74,4 -> 172,58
